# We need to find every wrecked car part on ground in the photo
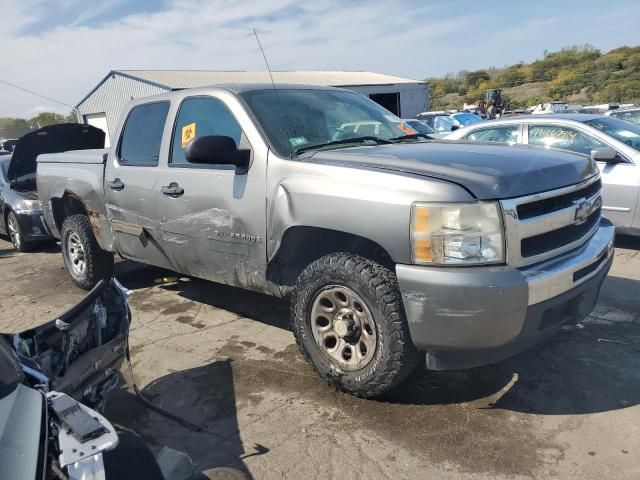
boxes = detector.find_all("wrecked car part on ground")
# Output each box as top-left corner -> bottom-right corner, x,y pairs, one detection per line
9,277 -> 130,408
0,278 -> 197,480
37,85 -> 615,397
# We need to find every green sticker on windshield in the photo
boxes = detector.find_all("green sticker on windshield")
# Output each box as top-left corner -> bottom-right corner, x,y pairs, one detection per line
289,136 -> 308,147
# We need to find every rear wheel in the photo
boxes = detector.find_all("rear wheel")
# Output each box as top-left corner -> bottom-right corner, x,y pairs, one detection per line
61,214 -> 114,290
291,253 -> 418,397
7,211 -> 31,252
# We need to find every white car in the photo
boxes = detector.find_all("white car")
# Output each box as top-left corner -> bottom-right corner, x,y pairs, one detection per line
445,114 -> 640,234
605,107 -> 640,126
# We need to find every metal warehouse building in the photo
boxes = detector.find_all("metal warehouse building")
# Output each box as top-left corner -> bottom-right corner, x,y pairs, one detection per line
76,70 -> 429,146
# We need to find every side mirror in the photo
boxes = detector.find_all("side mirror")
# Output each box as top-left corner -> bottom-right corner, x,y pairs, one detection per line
591,147 -> 621,163
450,124 -> 460,132
185,135 -> 250,170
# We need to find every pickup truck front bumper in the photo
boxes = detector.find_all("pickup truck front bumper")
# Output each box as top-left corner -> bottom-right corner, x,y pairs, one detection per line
396,218 -> 615,370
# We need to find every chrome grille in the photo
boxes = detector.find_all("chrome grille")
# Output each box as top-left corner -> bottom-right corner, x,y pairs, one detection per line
500,175 -> 602,267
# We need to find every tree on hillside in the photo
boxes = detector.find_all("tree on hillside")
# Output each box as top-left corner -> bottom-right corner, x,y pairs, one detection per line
28,112 -> 66,128
0,110 -> 78,130
428,44 -> 640,110
0,117 -> 29,129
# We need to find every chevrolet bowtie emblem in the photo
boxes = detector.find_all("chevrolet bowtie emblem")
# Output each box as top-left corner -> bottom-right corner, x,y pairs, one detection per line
574,196 -> 601,225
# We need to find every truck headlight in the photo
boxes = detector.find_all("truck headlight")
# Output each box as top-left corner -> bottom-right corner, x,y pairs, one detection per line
411,202 -> 504,265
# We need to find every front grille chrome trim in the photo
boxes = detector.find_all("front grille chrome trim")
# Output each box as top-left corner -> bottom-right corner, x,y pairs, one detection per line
501,175 -> 603,268
518,190 -> 602,238
524,220 -> 614,305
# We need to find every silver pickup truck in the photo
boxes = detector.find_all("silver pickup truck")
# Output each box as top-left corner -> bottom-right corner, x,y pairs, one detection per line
37,85 -> 615,397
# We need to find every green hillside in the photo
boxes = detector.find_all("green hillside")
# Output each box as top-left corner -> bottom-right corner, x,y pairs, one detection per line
427,45 -> 640,110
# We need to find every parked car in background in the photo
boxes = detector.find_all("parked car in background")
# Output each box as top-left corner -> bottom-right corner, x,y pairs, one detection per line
37,84 -> 613,397
530,101 -> 569,115
0,138 -> 19,153
449,111 -> 483,128
416,112 -> 456,132
416,111 -> 483,132
446,114 -> 640,234
605,107 -> 640,125
0,124 -> 104,251
0,157 -> 51,251
401,119 -> 443,138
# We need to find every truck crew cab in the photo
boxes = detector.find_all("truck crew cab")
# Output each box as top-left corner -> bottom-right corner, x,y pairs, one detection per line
37,85 -> 614,397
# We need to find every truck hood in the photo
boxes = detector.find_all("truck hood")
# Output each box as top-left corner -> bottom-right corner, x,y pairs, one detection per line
7,123 -> 105,184
305,141 -> 599,199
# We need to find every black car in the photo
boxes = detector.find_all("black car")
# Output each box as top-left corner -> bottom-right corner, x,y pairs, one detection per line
0,124 -> 104,251
0,138 -> 19,153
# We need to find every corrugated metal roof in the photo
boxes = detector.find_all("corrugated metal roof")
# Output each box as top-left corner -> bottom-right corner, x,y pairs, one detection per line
76,73 -> 168,141
114,70 -> 425,89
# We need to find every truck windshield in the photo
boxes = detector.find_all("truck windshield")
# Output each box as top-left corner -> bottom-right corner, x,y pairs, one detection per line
240,89 -> 418,157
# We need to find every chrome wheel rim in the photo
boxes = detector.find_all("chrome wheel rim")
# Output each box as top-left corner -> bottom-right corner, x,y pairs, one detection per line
310,285 -> 378,372
67,232 -> 86,277
7,213 -> 20,249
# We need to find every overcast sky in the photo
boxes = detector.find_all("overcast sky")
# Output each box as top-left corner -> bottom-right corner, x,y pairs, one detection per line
1,0 -> 640,118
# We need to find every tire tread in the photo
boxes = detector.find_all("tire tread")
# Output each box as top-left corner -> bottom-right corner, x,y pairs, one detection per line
291,253 -> 418,398
61,214 -> 114,290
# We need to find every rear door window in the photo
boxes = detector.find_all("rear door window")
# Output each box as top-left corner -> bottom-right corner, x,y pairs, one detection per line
527,125 -> 605,155
118,102 -> 170,166
466,125 -> 519,144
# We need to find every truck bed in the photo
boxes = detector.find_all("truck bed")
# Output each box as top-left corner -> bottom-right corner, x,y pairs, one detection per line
37,149 -> 108,164
36,149 -> 112,249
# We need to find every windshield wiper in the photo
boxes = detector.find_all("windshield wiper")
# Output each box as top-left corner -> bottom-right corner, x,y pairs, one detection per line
295,136 -> 393,155
389,133 -> 432,142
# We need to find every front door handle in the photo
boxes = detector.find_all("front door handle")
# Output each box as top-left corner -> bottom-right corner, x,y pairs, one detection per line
161,182 -> 185,198
108,178 -> 125,191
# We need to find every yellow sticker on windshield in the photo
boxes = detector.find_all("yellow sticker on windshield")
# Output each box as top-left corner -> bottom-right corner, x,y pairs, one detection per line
181,122 -> 196,148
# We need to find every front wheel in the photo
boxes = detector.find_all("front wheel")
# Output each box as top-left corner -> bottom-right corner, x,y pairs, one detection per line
7,211 -> 31,252
291,253 -> 418,397
61,214 -> 114,290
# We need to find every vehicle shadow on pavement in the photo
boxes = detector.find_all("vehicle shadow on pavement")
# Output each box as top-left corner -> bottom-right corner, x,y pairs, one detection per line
388,276 -> 640,415
113,260 -> 290,331
0,238 -> 59,257
107,359 -> 258,479
615,233 -> 640,250
387,321 -> 640,415
112,259 -> 640,417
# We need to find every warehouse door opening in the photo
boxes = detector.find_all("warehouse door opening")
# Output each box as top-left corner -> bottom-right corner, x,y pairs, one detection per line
369,93 -> 401,116
84,112 -> 110,147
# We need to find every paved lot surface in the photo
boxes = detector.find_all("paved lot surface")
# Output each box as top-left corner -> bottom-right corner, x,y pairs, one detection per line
1,235 -> 640,479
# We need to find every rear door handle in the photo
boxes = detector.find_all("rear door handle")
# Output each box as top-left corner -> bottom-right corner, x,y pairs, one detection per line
108,178 -> 125,191
161,182 -> 184,198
